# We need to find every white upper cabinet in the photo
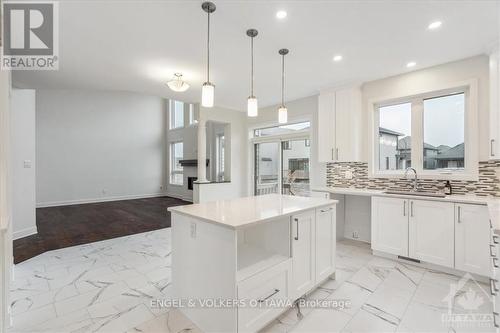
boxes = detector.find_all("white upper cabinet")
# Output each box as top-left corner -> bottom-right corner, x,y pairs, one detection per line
490,50 -> 500,159
317,86 -> 363,162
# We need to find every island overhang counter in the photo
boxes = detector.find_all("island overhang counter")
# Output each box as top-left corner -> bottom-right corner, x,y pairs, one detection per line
168,194 -> 338,333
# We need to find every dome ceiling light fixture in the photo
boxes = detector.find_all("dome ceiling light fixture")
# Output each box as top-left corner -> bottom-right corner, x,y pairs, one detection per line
167,73 -> 190,92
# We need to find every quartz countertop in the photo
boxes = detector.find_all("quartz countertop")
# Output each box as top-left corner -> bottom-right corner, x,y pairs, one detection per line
312,187 -> 500,231
168,194 -> 337,229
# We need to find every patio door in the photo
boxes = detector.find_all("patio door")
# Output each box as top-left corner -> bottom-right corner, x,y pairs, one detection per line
254,138 -> 310,196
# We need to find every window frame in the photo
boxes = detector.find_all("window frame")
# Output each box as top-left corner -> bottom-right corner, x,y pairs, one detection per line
169,100 -> 185,130
169,141 -> 184,186
369,79 -> 478,181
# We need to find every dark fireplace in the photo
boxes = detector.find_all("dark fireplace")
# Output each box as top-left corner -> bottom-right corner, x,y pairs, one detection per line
188,177 -> 198,190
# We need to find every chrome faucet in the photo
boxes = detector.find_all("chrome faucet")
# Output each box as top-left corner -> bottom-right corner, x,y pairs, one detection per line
405,167 -> 418,191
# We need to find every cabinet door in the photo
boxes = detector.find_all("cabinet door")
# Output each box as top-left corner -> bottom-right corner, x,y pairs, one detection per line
371,197 -> 409,256
335,87 -> 362,162
317,93 -> 336,162
409,200 -> 454,268
455,204 -> 491,276
291,210 -> 315,299
315,206 -> 336,283
490,51 -> 500,160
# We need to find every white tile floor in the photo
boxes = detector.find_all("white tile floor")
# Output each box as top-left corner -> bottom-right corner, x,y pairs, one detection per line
8,229 -> 495,333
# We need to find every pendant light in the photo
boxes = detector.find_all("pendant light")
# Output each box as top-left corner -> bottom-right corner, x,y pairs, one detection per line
201,2 -> 216,108
246,29 -> 258,117
278,48 -> 289,124
167,73 -> 190,92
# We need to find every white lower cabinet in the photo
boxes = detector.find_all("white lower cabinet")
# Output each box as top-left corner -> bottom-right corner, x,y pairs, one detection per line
237,260 -> 291,333
408,200 -> 454,268
372,196 -> 492,276
291,206 -> 336,300
315,206 -> 336,282
371,197 -> 409,256
290,210 -> 315,299
455,203 -> 491,276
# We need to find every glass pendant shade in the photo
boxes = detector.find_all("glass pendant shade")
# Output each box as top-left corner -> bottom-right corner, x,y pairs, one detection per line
278,106 -> 288,124
247,96 -> 258,117
201,82 -> 215,107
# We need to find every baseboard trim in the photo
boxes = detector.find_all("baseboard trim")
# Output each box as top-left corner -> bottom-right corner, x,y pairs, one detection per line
36,193 -> 171,208
165,192 -> 193,203
13,226 -> 38,240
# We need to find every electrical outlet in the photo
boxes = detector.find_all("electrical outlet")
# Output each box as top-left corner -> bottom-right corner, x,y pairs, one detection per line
190,222 -> 197,238
160,185 -> 163,191
352,231 -> 359,239
102,189 -> 107,195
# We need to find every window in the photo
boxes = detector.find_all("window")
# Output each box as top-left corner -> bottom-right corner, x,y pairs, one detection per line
254,121 -> 310,137
169,100 -> 184,129
372,84 -> 476,180
377,102 -> 412,171
188,104 -> 197,125
283,141 -> 292,150
216,134 -> 225,181
170,142 -> 183,185
423,93 -> 465,171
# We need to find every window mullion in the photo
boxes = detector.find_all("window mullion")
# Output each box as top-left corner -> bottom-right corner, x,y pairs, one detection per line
412,98 -> 424,175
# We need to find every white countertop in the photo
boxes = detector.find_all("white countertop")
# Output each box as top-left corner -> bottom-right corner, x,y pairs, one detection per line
312,187 -> 500,231
168,194 -> 337,229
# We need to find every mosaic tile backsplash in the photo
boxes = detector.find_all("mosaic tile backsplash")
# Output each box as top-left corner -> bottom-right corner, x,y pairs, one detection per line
326,161 -> 500,197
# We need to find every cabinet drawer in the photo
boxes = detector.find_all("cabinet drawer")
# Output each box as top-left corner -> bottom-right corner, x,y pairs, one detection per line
237,260 -> 291,333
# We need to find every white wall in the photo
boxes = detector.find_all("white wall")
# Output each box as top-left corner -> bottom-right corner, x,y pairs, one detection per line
362,55 -> 490,161
247,95 -> 326,195
10,89 -> 37,239
0,70 -> 13,333
199,105 -> 248,200
36,90 -> 168,206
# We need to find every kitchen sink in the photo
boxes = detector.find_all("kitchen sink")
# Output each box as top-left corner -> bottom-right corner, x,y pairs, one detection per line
383,190 -> 446,198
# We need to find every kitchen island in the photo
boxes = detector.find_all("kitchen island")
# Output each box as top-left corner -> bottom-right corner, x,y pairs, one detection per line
168,194 -> 338,333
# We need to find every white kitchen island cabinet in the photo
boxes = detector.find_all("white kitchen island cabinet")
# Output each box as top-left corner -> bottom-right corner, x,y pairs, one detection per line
168,194 -> 337,333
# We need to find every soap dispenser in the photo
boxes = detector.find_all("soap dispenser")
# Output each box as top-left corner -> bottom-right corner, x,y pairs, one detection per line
444,180 -> 452,195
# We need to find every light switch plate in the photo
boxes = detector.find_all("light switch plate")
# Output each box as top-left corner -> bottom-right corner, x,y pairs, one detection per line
23,160 -> 32,168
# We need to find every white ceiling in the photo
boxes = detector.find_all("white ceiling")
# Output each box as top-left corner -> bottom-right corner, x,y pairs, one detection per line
12,0 -> 499,111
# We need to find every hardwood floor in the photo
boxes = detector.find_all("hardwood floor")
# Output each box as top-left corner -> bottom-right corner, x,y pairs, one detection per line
13,196 -> 190,264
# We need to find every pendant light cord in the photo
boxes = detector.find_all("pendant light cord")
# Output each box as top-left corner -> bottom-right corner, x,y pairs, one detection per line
251,36 -> 254,96
207,10 -> 210,83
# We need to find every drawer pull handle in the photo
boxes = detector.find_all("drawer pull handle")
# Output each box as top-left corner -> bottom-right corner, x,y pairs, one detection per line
457,206 -> 461,223
492,139 -> 496,157
490,278 -> 499,296
494,312 -> 499,328
258,289 -> 280,303
403,201 -> 406,217
410,201 -> 414,217
294,218 -> 299,241
491,244 -> 497,257
320,207 -> 333,213
494,235 -> 499,245
493,257 -> 499,268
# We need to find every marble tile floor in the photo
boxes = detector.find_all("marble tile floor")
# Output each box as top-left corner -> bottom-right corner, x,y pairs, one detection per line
8,229 -> 495,333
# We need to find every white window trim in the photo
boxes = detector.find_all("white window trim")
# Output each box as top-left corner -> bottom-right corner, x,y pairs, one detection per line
368,79 -> 479,181
169,141 -> 184,186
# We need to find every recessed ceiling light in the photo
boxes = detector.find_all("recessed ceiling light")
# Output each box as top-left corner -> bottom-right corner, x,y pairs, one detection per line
276,10 -> 287,19
406,61 -> 416,68
333,55 -> 343,62
428,21 -> 442,30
